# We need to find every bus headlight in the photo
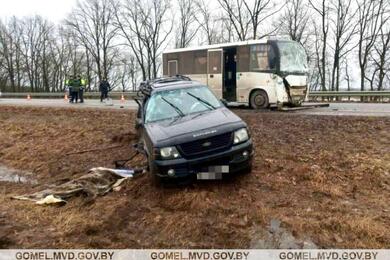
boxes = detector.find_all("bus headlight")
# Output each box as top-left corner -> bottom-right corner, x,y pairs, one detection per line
234,128 -> 249,144
159,146 -> 181,159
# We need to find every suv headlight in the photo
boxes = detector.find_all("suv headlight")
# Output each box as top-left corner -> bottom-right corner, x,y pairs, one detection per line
159,146 -> 181,160
234,128 -> 249,144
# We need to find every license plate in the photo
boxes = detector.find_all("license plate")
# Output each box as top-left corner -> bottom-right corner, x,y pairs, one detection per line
196,166 -> 229,180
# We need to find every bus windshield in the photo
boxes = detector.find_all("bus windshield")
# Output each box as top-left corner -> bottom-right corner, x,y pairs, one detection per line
277,42 -> 308,74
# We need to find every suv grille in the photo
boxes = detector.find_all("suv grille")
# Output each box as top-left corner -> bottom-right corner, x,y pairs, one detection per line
179,132 -> 233,157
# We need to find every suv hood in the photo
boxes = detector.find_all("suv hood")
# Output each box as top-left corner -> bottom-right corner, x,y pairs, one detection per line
145,107 -> 246,146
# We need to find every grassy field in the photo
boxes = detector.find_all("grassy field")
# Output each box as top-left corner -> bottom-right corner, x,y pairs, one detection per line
0,106 -> 389,248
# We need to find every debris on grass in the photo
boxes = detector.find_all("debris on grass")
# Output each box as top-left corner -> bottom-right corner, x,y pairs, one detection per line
11,167 -> 144,205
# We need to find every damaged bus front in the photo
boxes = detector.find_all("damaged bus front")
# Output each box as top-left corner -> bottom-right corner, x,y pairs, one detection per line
162,39 -> 309,109
270,40 -> 309,107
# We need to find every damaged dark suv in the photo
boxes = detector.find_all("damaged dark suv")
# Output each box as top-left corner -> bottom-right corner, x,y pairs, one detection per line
135,76 -> 253,183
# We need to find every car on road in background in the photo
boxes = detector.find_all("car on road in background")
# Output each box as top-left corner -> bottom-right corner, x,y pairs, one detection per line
135,76 -> 253,183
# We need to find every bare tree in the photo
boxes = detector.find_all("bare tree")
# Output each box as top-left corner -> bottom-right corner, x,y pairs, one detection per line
0,17 -> 22,92
0,16 -> 77,92
372,10 -> 390,91
47,26 -> 68,92
141,0 -> 173,78
218,0 -> 249,41
218,16 -> 235,43
116,54 -> 139,91
276,0 -> 310,44
309,0 -> 330,91
128,55 -> 139,91
66,0 -> 118,82
194,0 -> 219,44
175,0 -> 199,48
356,0 -> 386,92
112,0 -> 148,80
329,0 -> 358,93
20,16 -> 53,92
113,0 -> 172,80
218,0 -> 282,40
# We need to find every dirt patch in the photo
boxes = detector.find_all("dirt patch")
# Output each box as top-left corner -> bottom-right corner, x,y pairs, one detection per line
250,219 -> 318,249
0,106 -> 389,248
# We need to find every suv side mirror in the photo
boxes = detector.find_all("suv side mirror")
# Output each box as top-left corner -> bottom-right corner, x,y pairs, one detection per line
220,99 -> 228,106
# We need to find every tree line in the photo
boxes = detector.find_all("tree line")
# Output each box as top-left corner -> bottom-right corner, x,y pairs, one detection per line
0,0 -> 389,92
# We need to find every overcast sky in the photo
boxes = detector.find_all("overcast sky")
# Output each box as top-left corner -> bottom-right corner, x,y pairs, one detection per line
0,0 -> 77,22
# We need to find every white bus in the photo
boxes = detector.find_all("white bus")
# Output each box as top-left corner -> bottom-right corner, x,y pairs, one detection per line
162,39 -> 309,108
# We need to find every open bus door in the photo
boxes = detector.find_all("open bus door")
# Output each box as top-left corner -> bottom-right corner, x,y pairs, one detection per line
223,48 -> 237,102
207,49 -> 223,98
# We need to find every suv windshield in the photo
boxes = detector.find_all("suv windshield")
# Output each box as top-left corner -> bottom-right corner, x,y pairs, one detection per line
277,42 -> 308,74
145,85 -> 222,123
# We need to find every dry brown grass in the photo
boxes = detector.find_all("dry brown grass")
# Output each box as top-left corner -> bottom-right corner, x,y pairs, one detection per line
0,106 -> 389,248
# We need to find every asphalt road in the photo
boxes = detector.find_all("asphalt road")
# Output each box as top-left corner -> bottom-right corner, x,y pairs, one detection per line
297,102 -> 390,117
0,98 -> 138,110
0,98 -> 389,116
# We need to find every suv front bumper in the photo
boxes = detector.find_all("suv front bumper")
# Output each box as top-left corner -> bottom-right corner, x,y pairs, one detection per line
151,140 -> 253,178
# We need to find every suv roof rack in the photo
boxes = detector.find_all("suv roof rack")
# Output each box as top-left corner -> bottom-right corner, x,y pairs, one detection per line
137,75 -> 192,97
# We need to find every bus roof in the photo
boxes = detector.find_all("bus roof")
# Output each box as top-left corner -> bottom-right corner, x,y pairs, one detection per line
163,39 -> 271,54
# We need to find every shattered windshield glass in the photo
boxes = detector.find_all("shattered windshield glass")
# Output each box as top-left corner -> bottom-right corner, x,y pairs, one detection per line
277,42 -> 308,74
145,85 -> 222,123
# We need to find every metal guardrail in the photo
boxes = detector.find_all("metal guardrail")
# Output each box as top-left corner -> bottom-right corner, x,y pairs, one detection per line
1,90 -> 390,101
308,90 -> 390,98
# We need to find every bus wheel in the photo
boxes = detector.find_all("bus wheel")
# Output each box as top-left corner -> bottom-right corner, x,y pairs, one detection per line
250,90 -> 269,109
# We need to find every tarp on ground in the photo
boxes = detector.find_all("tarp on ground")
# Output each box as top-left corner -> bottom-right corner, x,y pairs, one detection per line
11,167 -> 139,205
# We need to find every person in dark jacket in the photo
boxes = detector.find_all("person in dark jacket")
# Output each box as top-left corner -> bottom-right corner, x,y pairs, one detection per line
65,76 -> 74,103
99,79 -> 110,102
71,76 -> 81,103
78,75 -> 86,103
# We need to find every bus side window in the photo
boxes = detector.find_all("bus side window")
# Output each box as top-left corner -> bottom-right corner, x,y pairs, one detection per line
250,44 -> 269,71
